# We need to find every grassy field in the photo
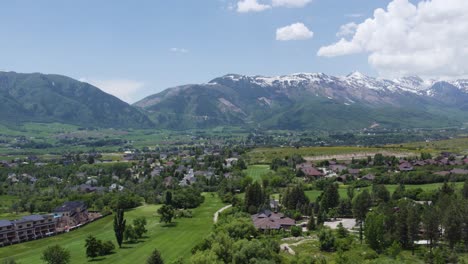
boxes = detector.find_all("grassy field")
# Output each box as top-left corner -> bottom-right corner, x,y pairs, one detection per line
305,182 -> 465,201
243,165 -> 272,182
392,137 -> 468,155
0,194 -> 224,263
246,146 -> 419,164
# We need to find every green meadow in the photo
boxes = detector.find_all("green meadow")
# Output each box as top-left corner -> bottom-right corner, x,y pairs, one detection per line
0,194 -> 224,263
243,164 -> 272,182
304,182 -> 465,201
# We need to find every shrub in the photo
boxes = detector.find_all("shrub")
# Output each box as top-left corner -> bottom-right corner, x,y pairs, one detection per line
291,226 -> 302,237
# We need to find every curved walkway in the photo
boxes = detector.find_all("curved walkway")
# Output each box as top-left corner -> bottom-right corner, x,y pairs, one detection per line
280,237 -> 315,255
213,204 -> 232,223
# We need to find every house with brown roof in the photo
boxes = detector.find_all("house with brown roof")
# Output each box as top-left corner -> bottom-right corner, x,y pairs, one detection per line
361,174 -> 376,181
251,210 -> 295,231
296,163 -> 323,178
450,169 -> 468,175
399,162 -> 414,172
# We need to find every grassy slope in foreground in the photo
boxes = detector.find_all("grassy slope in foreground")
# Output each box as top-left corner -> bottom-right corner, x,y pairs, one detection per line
0,194 -> 224,263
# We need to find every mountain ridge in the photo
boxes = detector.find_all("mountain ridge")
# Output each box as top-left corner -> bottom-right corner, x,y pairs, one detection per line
0,71 -> 154,128
135,72 -> 468,130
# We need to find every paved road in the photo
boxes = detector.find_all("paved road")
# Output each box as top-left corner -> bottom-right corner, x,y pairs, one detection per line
213,204 -> 232,223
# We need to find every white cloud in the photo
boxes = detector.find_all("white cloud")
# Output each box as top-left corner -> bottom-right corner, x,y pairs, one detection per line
345,13 -> 363,18
318,0 -> 468,79
276,23 -> 313,41
237,0 -> 271,13
236,0 -> 311,12
80,78 -> 145,103
170,47 -> 189,53
336,22 -> 358,37
272,0 -> 312,8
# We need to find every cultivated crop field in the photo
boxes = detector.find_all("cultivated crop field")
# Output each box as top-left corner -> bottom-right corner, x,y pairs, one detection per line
0,194 -> 224,263
246,146 -> 419,164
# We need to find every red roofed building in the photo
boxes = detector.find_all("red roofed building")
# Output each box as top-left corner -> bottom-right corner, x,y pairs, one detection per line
296,163 -> 323,178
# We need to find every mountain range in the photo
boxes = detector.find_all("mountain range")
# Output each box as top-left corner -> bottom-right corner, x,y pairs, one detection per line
134,72 -> 468,130
1,71 -> 468,131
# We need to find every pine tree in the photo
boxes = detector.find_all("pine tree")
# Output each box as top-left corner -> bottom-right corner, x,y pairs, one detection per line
307,211 -> 316,231
407,204 -> 420,255
147,249 -> 164,264
444,202 -> 463,249
365,212 -> 385,253
321,184 -> 339,212
423,205 -> 440,250
352,190 -> 372,243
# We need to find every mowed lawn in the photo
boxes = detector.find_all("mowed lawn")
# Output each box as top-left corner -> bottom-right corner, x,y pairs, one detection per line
305,182 -> 465,201
0,194 -> 224,263
244,165 -> 272,182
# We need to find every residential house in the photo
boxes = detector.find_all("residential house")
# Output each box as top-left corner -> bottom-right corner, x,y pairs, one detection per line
251,210 -> 295,231
450,169 -> 468,175
348,169 -> 360,176
399,162 -> 414,172
361,174 -> 376,181
297,163 -> 323,178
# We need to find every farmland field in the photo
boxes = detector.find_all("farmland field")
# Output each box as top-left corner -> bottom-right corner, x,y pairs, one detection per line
0,194 -> 224,263
246,146 -> 420,164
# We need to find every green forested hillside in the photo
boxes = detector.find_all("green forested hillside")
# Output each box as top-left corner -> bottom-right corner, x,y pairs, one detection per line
0,72 -> 153,128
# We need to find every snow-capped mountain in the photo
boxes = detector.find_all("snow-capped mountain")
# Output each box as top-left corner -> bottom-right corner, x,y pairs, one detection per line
135,72 -> 468,130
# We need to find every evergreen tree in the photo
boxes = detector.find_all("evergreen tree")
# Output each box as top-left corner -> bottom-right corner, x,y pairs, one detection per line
407,204 -> 420,255
444,202 -> 463,249
114,208 -> 126,248
307,211 -> 316,231
321,184 -> 340,212
372,184 -> 390,204
147,249 -> 164,264
423,205 -> 440,250
244,182 -> 264,213
352,190 -> 372,243
365,212 -> 385,253
165,191 -> 172,205
462,180 -> 468,199
392,184 -> 405,200
396,202 -> 410,248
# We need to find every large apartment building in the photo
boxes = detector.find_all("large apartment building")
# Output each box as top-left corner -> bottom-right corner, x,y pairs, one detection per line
53,201 -> 89,230
0,214 -> 57,247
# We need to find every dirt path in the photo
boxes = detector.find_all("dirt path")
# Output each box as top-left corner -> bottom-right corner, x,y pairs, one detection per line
280,238 -> 315,255
213,204 -> 232,223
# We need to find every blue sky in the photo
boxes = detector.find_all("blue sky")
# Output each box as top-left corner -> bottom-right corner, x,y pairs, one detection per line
3,0 -> 465,103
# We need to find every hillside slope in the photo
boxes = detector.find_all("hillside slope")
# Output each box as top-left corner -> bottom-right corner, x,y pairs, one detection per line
0,72 -> 153,128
